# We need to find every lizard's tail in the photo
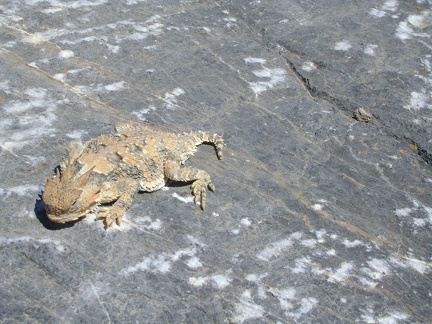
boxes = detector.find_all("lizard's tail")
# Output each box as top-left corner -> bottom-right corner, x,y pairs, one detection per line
190,131 -> 224,160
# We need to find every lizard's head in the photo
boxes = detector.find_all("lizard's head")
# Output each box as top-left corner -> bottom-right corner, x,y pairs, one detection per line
42,162 -> 99,224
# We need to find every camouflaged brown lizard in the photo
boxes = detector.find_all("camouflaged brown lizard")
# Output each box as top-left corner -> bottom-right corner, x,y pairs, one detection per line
42,122 -> 224,228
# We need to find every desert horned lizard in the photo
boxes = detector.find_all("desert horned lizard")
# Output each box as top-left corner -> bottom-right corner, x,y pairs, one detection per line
42,122 -> 224,228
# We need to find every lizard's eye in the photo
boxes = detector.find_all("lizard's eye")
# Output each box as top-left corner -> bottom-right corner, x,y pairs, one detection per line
70,199 -> 79,210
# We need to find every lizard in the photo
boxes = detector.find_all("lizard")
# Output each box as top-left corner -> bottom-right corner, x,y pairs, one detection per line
42,122 -> 224,228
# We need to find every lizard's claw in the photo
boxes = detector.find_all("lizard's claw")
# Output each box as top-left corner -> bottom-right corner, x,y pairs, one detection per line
96,206 -> 124,228
191,179 -> 215,210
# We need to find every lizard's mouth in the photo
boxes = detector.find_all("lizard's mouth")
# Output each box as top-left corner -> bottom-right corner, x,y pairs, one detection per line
47,201 -> 102,224
45,209 -> 86,224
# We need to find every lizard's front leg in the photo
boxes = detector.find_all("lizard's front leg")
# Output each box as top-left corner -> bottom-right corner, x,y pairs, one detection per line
95,178 -> 139,228
164,160 -> 215,210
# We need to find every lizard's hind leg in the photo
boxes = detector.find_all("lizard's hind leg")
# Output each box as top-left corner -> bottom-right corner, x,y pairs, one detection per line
164,159 -> 214,210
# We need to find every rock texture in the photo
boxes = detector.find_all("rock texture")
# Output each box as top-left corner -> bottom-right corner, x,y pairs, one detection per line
0,0 -> 431,322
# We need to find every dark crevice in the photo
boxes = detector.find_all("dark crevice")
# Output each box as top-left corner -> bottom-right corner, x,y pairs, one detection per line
219,1 -> 431,167
278,50 -> 432,167
401,137 -> 432,166
279,50 -> 358,114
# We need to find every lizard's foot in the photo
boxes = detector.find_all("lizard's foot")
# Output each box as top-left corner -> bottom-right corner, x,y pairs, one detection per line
191,179 -> 215,210
95,205 -> 124,228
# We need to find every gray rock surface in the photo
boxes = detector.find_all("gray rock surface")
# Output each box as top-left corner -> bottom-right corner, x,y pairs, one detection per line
0,0 -> 431,322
